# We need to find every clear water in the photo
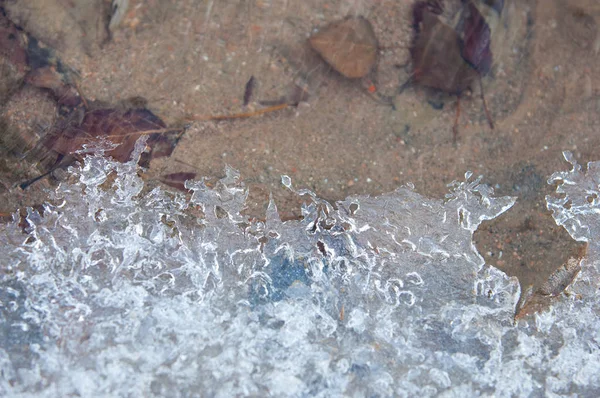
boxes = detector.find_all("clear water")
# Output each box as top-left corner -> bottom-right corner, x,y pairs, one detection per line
1,140 -> 598,397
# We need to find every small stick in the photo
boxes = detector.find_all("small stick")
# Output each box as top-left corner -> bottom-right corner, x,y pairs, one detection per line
479,75 -> 494,130
187,103 -> 289,122
173,158 -> 201,169
19,154 -> 76,190
120,128 -> 181,138
243,75 -> 256,106
19,170 -> 55,190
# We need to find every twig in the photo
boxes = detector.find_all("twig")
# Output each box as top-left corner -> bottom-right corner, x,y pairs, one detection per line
118,103 -> 290,139
243,76 -> 256,106
187,103 -> 289,122
453,95 -> 461,144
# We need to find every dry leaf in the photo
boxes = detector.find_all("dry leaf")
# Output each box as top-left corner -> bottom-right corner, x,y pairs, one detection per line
538,257 -> 582,297
309,16 -> 378,79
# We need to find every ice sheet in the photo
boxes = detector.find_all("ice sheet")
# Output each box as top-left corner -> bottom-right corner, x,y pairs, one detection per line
1,147 -> 599,397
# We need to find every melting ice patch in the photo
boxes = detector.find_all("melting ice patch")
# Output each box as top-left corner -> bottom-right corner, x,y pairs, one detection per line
0,148 -> 599,397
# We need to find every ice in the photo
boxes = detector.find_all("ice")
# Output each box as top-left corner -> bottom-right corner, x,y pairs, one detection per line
1,148 -> 599,396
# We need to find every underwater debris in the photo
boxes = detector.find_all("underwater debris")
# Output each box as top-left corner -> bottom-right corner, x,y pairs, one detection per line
539,256 -> 583,297
0,10 -> 183,188
409,0 -> 497,139
19,107 -> 182,189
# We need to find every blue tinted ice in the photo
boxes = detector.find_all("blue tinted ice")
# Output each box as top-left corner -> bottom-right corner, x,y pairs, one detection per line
1,146 -> 599,397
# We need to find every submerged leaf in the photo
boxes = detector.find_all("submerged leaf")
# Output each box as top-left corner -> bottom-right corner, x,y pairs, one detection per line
20,107 -> 181,189
410,1 -> 497,93
409,0 -> 497,138
309,16 -> 378,79
42,108 -> 179,163
411,2 -> 478,94
538,257 -> 582,297
461,1 -> 493,75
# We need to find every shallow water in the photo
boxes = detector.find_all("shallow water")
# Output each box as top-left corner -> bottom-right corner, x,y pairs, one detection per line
1,0 -> 598,289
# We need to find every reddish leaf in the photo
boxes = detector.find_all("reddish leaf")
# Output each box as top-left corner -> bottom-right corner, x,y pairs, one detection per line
42,108 -> 179,163
0,11 -> 83,106
411,1 -> 496,92
20,107 -> 182,189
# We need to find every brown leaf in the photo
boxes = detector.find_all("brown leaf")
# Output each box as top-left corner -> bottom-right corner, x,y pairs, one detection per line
1,10 -> 84,107
538,257 -> 582,297
21,107 -> 182,189
2,9 -> 183,189
309,16 -> 378,79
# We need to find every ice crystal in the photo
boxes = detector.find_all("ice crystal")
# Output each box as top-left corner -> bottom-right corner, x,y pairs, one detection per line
1,148 -> 599,397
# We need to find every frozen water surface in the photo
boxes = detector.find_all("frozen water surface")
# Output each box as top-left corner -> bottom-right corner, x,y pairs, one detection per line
1,145 -> 599,397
